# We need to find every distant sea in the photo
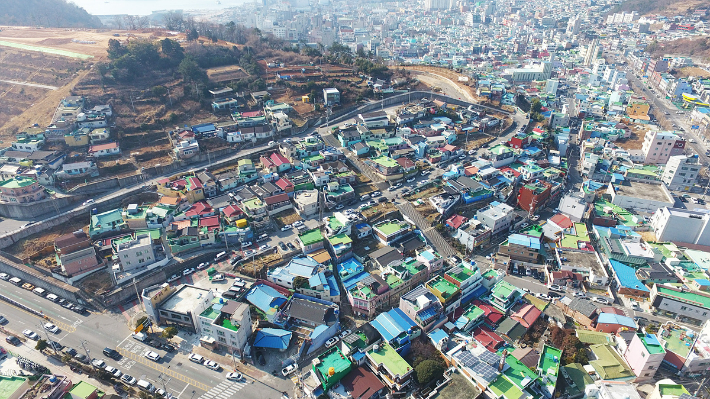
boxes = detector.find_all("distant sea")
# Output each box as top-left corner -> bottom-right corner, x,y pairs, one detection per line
69,0 -> 249,16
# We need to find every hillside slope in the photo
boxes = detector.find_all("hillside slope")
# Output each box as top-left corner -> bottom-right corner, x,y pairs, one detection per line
0,0 -> 101,28
647,36 -> 710,59
609,0 -> 710,16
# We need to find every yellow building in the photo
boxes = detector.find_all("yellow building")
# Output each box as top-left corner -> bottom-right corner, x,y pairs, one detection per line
65,131 -> 90,147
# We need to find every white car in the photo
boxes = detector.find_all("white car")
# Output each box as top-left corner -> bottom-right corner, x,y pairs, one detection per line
281,225 -> 291,231
536,293 -> 551,301
182,268 -> 195,276
268,141 -> 276,147
167,274 -> 181,283
226,372 -> 243,381
82,199 -> 95,206
339,329 -> 351,339
468,149 -> 477,155
325,337 -> 339,348
44,323 -> 59,334
548,284 -> 564,292
406,177 -> 416,183
212,274 -> 226,282
241,241 -> 253,248
197,262 -> 210,270
371,191 -> 381,197
204,360 -> 221,370
104,366 -> 122,378
0,273 -> 8,280
387,186 -> 397,192
259,244 -> 270,251
23,330 -> 39,340
592,297 -> 610,305
292,221 -> 304,227
282,364 -> 297,376
91,359 -> 106,368
121,374 -> 137,385
189,353 -> 205,364
144,351 -> 160,361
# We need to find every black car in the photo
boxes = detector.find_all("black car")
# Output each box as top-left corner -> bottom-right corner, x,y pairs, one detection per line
5,336 -> 20,346
279,243 -> 288,252
48,341 -> 63,351
61,301 -> 74,309
698,198 -> 706,205
548,292 -> 562,298
64,347 -> 78,357
103,347 -> 120,359
287,242 -> 296,250
160,343 -> 176,352
679,196 -> 688,203
146,338 -> 161,348
74,353 -> 89,363
71,305 -> 86,314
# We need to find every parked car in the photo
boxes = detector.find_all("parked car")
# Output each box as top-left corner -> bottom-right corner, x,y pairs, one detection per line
5,336 -> 20,346
335,204 -> 344,210
82,199 -> 95,206
212,274 -> 225,282
325,337 -> 339,348
287,242 -> 296,250
92,359 -> 106,368
281,225 -> 291,231
105,366 -> 123,378
406,177 -> 416,183
189,354 -> 205,364
241,241 -> 252,248
121,375 -> 137,385
22,330 -> 39,340
64,348 -> 78,357
547,292 -> 562,298
44,323 -> 59,334
279,243 -> 288,252
591,297 -> 610,305
144,351 -> 160,362
339,330 -> 352,339
371,191 -> 381,197
197,262 -> 210,270
204,360 -> 221,371
167,274 -> 181,283
74,353 -> 89,363
0,273 -> 9,280
182,268 -> 195,276
103,347 -> 121,359
292,221 -> 304,228
160,343 -> 176,352
548,284 -> 564,292
282,364 -> 297,377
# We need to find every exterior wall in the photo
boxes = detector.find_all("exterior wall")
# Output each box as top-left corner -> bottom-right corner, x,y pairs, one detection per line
651,208 -> 710,246
651,293 -> 710,321
607,183 -> 674,213
623,335 -> 663,379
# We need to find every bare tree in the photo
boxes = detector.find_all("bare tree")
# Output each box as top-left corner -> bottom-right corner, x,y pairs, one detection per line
137,16 -> 150,29
162,11 -> 184,30
123,15 -> 137,30
113,15 -> 124,29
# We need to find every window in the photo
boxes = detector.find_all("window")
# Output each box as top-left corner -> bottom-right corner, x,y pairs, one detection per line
648,366 -> 654,370
642,352 -> 646,357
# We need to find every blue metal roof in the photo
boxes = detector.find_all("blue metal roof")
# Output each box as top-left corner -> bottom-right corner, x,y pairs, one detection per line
508,234 -> 541,250
609,260 -> 649,292
253,328 -> 292,349
597,313 -> 636,328
370,308 -> 415,343
245,284 -> 288,317
428,329 -> 449,346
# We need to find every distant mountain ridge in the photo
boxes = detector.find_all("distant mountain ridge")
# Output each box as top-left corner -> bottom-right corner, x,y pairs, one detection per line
608,0 -> 710,17
0,0 -> 102,28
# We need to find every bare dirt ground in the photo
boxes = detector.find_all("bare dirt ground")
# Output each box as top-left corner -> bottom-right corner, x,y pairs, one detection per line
0,26 -> 184,58
5,220 -> 88,263
674,66 -> 710,79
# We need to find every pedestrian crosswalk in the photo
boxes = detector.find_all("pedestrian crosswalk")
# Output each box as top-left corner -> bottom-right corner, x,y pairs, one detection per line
198,380 -> 247,399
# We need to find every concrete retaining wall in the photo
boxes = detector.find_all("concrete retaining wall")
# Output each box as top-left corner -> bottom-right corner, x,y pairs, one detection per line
0,253 -> 84,303
0,196 -> 80,219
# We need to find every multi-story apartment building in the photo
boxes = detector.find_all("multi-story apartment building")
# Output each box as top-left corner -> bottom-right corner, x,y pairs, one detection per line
623,333 -> 666,381
399,285 -> 447,333
650,207 -> 710,246
641,130 -> 685,165
476,202 -> 515,235
114,233 -> 156,272
197,300 -> 252,356
661,155 -> 700,191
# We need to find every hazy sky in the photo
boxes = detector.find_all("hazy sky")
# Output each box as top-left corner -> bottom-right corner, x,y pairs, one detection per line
69,0 -> 248,16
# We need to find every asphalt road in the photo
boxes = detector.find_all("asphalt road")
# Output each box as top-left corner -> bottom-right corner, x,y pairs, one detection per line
0,277 -> 291,399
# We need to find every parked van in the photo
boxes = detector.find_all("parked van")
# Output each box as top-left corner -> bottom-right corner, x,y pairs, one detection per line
132,332 -> 147,342
8,277 -> 21,286
360,194 -> 370,201
46,294 -> 59,302
214,251 -> 228,262
136,380 -> 155,393
32,287 -> 46,297
257,234 -> 268,242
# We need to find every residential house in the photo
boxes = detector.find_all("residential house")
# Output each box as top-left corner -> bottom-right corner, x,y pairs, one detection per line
88,142 -> 120,157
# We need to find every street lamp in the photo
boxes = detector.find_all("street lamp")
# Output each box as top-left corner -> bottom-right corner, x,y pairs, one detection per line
38,322 -> 57,356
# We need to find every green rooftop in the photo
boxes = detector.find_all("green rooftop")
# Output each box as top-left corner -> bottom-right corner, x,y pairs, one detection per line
299,228 -> 324,246
0,177 -> 37,189
661,326 -> 694,358
0,377 -> 26,399
589,344 -> 635,380
560,223 -> 591,249
427,275 -> 459,300
659,384 -> 689,397
314,348 -> 352,390
374,220 -> 410,236
539,345 -> 562,377
367,343 -> 411,377
349,284 -> 375,299
386,273 -> 404,289
327,216 -> 344,231
462,305 -> 484,321
371,155 -> 399,168
503,353 -> 538,389
326,183 -> 354,196
491,280 -> 518,300
66,381 -> 103,399
447,266 -> 477,283
488,375 -> 525,399
329,234 -> 352,246
656,286 -> 710,309
242,197 -> 265,211
220,318 -> 239,332
200,305 -> 221,320
640,334 -> 666,355
576,330 -> 615,346
561,363 -> 594,396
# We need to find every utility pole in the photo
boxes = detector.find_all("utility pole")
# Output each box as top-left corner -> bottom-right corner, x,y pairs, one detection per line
80,340 -> 91,363
231,347 -> 238,371
129,92 -> 136,113
38,322 -> 57,356
133,278 -> 144,312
